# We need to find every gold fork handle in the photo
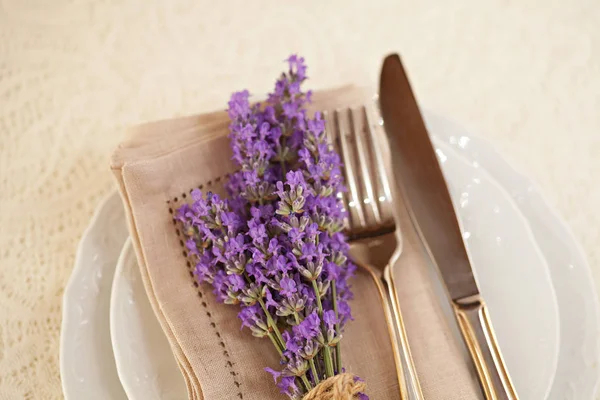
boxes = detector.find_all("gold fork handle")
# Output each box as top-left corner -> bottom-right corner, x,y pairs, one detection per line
453,296 -> 519,400
384,268 -> 424,400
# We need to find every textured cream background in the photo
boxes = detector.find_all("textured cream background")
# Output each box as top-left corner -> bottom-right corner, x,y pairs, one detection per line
1,0 -> 599,398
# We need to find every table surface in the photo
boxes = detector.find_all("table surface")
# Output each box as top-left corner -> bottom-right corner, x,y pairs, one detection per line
1,0 -> 599,398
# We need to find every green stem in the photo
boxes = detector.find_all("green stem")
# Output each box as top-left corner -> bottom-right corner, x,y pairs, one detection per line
280,135 -> 287,177
295,378 -> 303,394
312,280 -> 334,377
300,374 -> 312,392
280,160 -> 287,177
315,352 -> 324,380
331,281 -> 342,373
309,359 -> 320,384
272,330 -> 286,353
311,280 -> 323,316
240,271 -> 286,351
323,345 -> 335,378
258,298 -> 286,350
268,332 -> 283,357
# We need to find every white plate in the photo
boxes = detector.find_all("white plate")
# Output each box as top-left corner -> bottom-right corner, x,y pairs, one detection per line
426,112 -> 600,399
60,193 -> 128,400
110,238 -> 187,400
109,127 -> 564,398
432,139 -> 558,399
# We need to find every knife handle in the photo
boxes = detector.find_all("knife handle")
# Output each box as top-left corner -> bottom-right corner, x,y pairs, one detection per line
453,295 -> 518,400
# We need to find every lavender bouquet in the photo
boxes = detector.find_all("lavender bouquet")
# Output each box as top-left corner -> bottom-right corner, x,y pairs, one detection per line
176,56 -> 366,400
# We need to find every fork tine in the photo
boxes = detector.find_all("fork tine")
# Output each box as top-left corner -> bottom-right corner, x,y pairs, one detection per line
323,110 -> 336,143
365,103 -> 394,225
350,105 -> 382,224
335,108 -> 367,229
323,110 -> 350,230
324,104 -> 395,237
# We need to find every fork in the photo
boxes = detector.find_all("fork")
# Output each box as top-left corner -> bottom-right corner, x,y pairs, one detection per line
323,104 -> 425,400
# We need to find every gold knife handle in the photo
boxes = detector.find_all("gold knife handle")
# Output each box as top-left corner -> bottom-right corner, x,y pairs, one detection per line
453,295 -> 518,400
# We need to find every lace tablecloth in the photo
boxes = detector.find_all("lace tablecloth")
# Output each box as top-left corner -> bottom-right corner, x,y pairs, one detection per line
1,0 -> 598,397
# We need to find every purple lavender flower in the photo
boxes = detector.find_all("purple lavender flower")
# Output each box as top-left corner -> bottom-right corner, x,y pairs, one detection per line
279,276 -> 297,298
323,310 -> 337,330
238,304 -> 263,329
293,311 -> 320,340
286,54 -> 307,80
176,55 -> 362,399
337,300 -> 353,326
264,288 -> 279,309
283,331 -> 301,354
277,376 -> 300,398
227,90 -> 251,120
227,274 -> 246,292
264,367 -> 281,382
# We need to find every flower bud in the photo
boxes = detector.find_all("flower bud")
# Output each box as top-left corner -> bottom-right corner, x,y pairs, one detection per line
224,291 -> 240,305
299,340 -> 320,360
291,197 -> 305,214
299,216 -> 310,230
287,358 -> 309,377
276,202 -> 292,216
250,322 -> 269,338
332,251 -> 347,266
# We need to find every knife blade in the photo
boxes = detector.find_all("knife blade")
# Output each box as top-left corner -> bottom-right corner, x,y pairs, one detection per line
379,55 -> 477,302
379,53 -> 518,400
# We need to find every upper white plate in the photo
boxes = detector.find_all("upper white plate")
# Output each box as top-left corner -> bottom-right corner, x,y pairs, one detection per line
60,193 -> 128,400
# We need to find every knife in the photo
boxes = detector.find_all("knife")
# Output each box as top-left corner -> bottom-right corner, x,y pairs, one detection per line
378,53 -> 519,400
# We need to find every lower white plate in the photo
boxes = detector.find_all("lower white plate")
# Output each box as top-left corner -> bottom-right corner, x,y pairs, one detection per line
60,193 -> 128,399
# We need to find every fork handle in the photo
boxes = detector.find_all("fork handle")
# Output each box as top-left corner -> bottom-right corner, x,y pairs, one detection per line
453,295 -> 519,400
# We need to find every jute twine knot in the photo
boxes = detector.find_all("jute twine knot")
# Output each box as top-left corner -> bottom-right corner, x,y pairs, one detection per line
302,373 -> 366,400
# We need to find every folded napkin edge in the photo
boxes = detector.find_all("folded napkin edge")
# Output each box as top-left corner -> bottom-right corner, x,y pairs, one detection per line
110,84 -> 372,170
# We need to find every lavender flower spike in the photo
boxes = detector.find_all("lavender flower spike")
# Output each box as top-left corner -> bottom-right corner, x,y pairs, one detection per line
176,55 -> 365,399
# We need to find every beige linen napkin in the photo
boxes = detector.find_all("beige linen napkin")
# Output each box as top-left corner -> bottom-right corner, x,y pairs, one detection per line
111,85 -> 482,400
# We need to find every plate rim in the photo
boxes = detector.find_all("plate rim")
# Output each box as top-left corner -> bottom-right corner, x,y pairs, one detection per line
109,237 -> 136,398
59,191 -> 127,399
